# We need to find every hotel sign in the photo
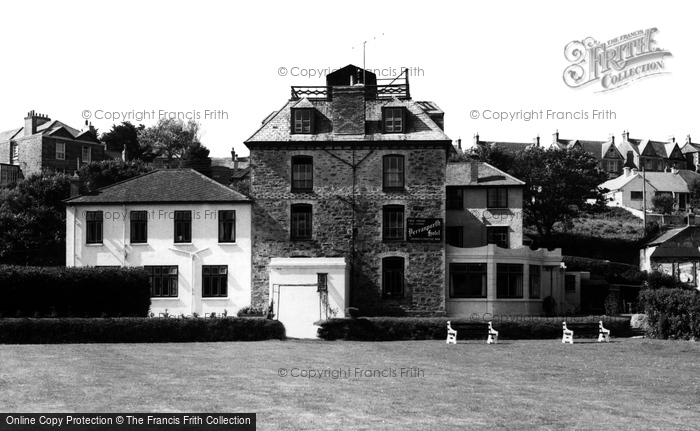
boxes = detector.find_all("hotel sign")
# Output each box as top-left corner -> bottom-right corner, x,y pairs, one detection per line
407,218 -> 443,243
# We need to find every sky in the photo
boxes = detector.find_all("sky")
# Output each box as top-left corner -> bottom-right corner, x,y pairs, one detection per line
0,1 -> 697,158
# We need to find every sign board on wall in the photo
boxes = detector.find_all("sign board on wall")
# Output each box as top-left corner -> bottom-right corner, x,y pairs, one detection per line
407,218 -> 443,242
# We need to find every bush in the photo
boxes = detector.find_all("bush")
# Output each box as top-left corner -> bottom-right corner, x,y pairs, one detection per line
604,292 -> 620,316
0,266 -> 151,318
652,194 -> 675,215
236,306 -> 265,317
0,317 -> 286,344
316,316 -> 631,341
638,288 -> 700,339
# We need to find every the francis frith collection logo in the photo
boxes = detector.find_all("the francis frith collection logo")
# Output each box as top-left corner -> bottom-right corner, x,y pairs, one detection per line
563,28 -> 672,93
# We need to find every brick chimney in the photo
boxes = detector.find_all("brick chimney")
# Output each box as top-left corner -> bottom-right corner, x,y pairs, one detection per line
623,166 -> 631,177
69,172 -> 80,197
470,159 -> 479,183
687,135 -> 692,144
474,133 -> 480,146
533,135 -> 540,147
24,110 -> 51,137
231,147 -> 238,175
622,130 -> 629,143
552,130 -> 559,144
330,86 -> 366,135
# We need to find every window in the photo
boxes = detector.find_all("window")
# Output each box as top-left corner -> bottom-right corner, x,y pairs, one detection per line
382,257 -> 404,297
174,210 -> 192,243
82,146 -> 91,164
487,188 -> 508,208
445,226 -> 463,247
446,187 -> 463,209
383,155 -> 405,190
146,266 -> 178,297
10,142 -> 18,164
631,191 -> 643,200
130,211 -> 148,243
86,211 -> 103,244
291,108 -> 314,134
645,158 -> 653,170
529,265 -> 541,298
383,107 -> 405,133
565,274 -> 576,291
497,264 -> 523,298
291,156 -> 313,191
203,265 -> 228,297
450,263 -> 487,298
383,205 -> 404,241
56,142 -> 65,160
487,227 -> 509,248
218,210 -> 236,243
291,204 -> 312,240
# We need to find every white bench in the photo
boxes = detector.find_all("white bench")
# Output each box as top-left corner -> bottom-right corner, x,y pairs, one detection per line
562,321 -> 610,344
446,321 -> 499,344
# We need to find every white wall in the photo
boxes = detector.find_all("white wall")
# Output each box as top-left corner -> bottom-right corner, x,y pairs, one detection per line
66,202 -> 252,317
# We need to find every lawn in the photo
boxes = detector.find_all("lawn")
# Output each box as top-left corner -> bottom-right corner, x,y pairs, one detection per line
1,338 -> 699,430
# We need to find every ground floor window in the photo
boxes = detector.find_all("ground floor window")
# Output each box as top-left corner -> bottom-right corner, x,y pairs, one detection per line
450,263 -> 486,298
497,263 -> 523,298
146,265 -> 178,297
445,226 -> 463,247
382,257 -> 404,297
203,265 -> 228,297
529,265 -> 541,298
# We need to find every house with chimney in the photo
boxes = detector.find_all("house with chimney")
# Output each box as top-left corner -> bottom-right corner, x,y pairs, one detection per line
552,131 -> 624,179
0,110 -> 106,177
602,167 -> 700,212
445,161 -> 566,316
615,130 -> 686,172
680,135 -> 700,172
64,169 -> 253,317
472,133 -> 537,155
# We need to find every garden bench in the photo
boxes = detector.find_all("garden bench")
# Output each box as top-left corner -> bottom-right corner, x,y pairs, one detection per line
562,321 -> 610,344
446,321 -> 498,344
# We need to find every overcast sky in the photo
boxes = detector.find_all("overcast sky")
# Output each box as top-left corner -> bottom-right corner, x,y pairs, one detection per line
0,1 -> 696,158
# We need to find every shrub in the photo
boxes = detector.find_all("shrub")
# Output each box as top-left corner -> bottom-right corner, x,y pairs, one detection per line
604,292 -> 620,316
652,194 -> 675,215
638,288 -> 700,339
0,266 -> 151,318
316,316 -> 631,341
0,317 -> 286,344
236,306 -> 265,317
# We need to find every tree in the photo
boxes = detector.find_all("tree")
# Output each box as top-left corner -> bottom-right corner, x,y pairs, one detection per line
511,146 -> 609,237
137,118 -> 205,168
0,171 -> 71,265
78,159 -> 153,194
181,140 -> 212,176
652,194 -> 674,215
688,177 -> 700,211
101,122 -> 150,162
453,144 -> 516,173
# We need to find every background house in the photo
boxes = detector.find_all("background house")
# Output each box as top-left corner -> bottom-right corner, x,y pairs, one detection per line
640,226 -> 700,290
65,169 -> 252,317
602,167 -> 700,213
553,131 -> 623,179
0,111 -> 106,176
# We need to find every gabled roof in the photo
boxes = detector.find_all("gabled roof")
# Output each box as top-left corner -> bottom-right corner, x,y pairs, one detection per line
603,170 -> 700,193
484,141 -> 534,154
680,142 -> 700,154
446,161 -> 525,187
642,226 -> 700,257
0,127 -> 22,142
600,173 -> 642,192
64,169 -> 249,205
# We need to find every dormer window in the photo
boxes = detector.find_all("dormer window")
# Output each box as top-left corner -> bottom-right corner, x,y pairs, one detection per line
383,107 -> 406,133
291,108 -> 314,134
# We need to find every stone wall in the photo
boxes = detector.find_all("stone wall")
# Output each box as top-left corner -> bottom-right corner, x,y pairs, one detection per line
250,144 -> 447,315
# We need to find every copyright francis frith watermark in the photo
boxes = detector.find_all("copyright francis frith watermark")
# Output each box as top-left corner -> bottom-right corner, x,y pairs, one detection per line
563,27 -> 672,93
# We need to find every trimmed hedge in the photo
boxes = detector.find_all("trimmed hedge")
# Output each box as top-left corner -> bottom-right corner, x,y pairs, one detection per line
0,266 -> 151,318
317,316 -> 632,341
638,288 -> 700,339
0,317 -> 286,344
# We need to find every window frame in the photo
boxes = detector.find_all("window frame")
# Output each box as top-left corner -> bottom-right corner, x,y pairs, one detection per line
130,210 -> 148,244
173,210 -> 192,243
383,205 -> 405,241
382,257 -> 405,298
487,226 -> 509,248
290,204 -> 313,241
529,265 -> 541,299
450,263 -> 487,298
85,210 -> 103,244
445,226 -> 464,247
56,142 -> 65,160
82,146 -> 91,164
291,156 -> 313,192
383,155 -> 405,191
446,187 -> 464,210
202,265 -> 228,298
565,274 -> 577,292
382,107 -> 406,133
487,187 -> 508,208
630,191 -> 643,200
10,142 -> 19,164
145,265 -> 178,298
496,263 -> 523,298
218,210 -> 236,243
291,108 -> 314,134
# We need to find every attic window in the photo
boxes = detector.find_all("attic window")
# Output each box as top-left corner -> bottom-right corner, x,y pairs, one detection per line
291,108 -> 314,134
383,107 -> 406,133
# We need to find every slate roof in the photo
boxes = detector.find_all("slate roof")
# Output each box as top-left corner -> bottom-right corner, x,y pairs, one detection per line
446,161 -> 525,187
643,226 -> 689,247
602,170 -> 700,193
0,120 -> 98,143
484,141 -> 534,154
245,96 -> 451,143
65,169 -> 249,205
681,142 -> 700,154
210,157 -> 249,170
0,128 -> 22,142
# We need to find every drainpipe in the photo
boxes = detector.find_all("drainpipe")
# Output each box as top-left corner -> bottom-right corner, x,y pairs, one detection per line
122,205 -> 127,267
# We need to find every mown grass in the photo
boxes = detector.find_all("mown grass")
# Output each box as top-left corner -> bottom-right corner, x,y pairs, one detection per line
1,338 -> 699,430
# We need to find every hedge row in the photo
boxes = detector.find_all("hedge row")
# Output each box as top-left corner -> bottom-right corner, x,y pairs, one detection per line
317,316 -> 632,341
0,266 -> 151,318
0,317 -> 286,344
638,288 -> 700,339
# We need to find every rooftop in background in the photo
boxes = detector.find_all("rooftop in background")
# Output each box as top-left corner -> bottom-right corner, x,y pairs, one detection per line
64,169 -> 249,205
446,161 -> 525,187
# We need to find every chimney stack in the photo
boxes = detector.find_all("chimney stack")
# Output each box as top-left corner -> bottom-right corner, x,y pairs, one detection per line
622,130 -> 629,143
474,133 -> 480,147
231,148 -> 238,175
552,130 -> 559,144
623,166 -> 631,177
609,133 -> 615,144
69,172 -> 80,197
534,135 -> 540,147
470,159 -> 479,183
687,135 -> 692,144
457,138 -> 462,150
24,110 -> 51,137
